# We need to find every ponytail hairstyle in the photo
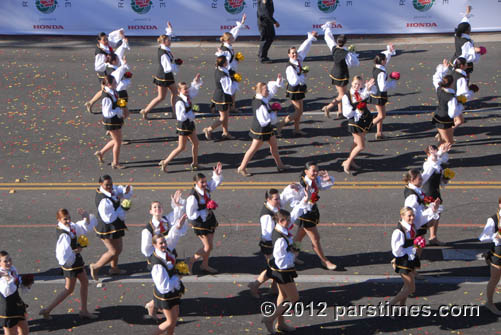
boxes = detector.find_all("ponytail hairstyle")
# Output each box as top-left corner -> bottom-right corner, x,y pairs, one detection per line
265,188 -> 279,200
438,74 -> 453,88
102,74 -> 115,87
216,55 -> 227,67
220,32 -> 233,44
157,34 -> 170,45
106,53 -> 118,64
374,53 -> 387,65
193,173 -> 206,183
403,168 -> 421,184
273,209 -> 291,225
97,32 -> 107,42
56,208 -> 70,221
453,57 -> 467,69
424,144 -> 438,156
253,82 -> 266,96
336,34 -> 347,47
455,22 -> 471,38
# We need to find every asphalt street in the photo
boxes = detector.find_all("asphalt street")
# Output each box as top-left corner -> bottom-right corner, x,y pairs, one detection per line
0,32 -> 500,334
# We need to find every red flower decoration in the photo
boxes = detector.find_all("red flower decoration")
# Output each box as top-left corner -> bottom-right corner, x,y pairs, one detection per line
206,200 -> 218,210
175,58 -> 183,66
124,71 -> 133,79
423,196 -> 435,205
271,102 -> 282,112
390,71 -> 401,80
478,46 -> 487,55
414,236 -> 426,249
469,84 -> 479,93
21,274 -> 35,287
356,102 -> 367,110
310,192 -> 320,203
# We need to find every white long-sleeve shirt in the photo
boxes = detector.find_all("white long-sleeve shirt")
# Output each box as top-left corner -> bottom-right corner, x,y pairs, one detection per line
374,64 -> 396,93
322,22 -> 359,68
160,44 -> 178,75
273,225 -> 295,269
432,63 -> 450,91
457,15 -> 479,64
404,183 -> 439,229
97,185 -> 133,224
454,69 -> 474,100
215,21 -> 244,71
342,87 -> 372,121
421,150 -> 449,185
217,66 -> 238,95
286,32 -> 317,86
175,79 -> 203,122
141,201 -> 187,257
108,62 -> 130,92
55,216 -> 96,266
260,198 -> 308,241
479,212 -> 501,247
391,220 -> 417,260
94,28 -> 127,72
0,265 -> 20,298
254,78 -> 283,127
186,172 -> 223,222
102,86 -> 124,119
151,250 -> 182,294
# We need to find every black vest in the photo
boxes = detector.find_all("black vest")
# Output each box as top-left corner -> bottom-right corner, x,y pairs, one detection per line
148,251 -> 176,277
250,99 -> 274,135
404,187 -> 424,205
372,66 -> 387,96
452,70 -> 468,93
176,96 -> 193,129
145,216 -> 170,236
213,68 -> 232,103
57,228 -> 78,250
220,45 -> 235,64
397,222 -> 415,248
490,213 -> 500,232
451,36 -> 471,61
95,189 -> 121,224
421,170 -> 442,200
190,188 -> 210,211
330,47 -> 349,79
102,91 -> 118,110
260,203 -> 276,222
157,48 -> 174,79
434,88 -> 455,122
271,228 -> 292,253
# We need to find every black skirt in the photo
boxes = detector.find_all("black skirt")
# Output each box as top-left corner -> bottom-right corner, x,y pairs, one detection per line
97,72 -> 105,84
0,290 -> 26,328
153,282 -> 185,310
368,92 -> 388,106
286,84 -> 307,101
486,244 -> 501,266
266,260 -> 297,284
211,97 -> 232,112
62,253 -> 85,278
103,115 -> 124,131
94,218 -> 127,240
432,115 -> 454,129
117,90 -> 128,101
259,239 -> 273,256
249,128 -> 275,141
297,204 -> 320,228
329,74 -> 349,87
153,73 -> 175,87
348,111 -> 373,134
394,255 -> 421,274
190,211 -> 218,236
176,120 -> 195,136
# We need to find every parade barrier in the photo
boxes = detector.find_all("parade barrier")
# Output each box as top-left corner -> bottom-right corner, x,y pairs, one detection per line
0,0 -> 500,36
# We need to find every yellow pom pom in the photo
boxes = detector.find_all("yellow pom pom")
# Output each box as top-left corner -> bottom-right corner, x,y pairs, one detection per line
121,199 -> 132,210
175,261 -> 190,275
235,52 -> 244,61
443,168 -> 455,180
77,235 -> 89,248
192,104 -> 200,112
457,95 -> 467,104
233,73 -> 242,82
117,98 -> 127,108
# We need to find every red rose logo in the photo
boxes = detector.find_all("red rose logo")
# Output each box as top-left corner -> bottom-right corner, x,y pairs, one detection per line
228,0 -> 244,8
135,0 -> 150,8
40,0 -> 55,6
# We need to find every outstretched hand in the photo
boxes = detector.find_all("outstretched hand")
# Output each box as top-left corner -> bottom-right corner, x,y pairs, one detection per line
171,190 -> 183,207
213,162 -> 223,175
311,31 -> 319,38
167,21 -> 173,30
241,13 -> 247,25
365,78 -> 375,89
318,170 -> 330,181
193,73 -> 201,84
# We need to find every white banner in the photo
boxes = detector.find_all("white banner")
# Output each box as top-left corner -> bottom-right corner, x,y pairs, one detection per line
0,0 -> 500,36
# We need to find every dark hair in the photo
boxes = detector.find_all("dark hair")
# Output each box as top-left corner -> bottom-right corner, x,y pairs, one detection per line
403,168 -> 421,183
455,22 -> 471,38
0,250 -> 8,258
453,57 -> 467,69
305,161 -> 318,170
336,34 -> 347,47
106,53 -> 118,64
102,74 -> 115,87
193,173 -> 206,182
273,209 -> 291,223
56,208 -> 70,220
265,188 -> 279,200
287,47 -> 297,54
438,74 -> 453,88
425,145 -> 438,155
216,55 -> 227,67
152,233 -> 165,245
99,174 -> 112,184
97,32 -> 107,41
374,53 -> 387,65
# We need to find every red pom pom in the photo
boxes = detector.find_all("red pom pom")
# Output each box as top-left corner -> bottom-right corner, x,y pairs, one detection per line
206,200 -> 218,210
469,84 -> 479,93
356,102 -> 367,110
271,102 -> 282,112
21,274 -> 35,287
175,58 -> 183,65
479,46 -> 487,55
390,71 -> 400,80
310,192 -> 320,203
423,196 -> 435,205
124,71 -> 133,79
414,236 -> 426,249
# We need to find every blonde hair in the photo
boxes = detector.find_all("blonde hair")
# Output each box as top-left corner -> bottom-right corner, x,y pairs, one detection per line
220,32 -> 232,43
253,82 -> 266,95
157,34 -> 170,44
56,208 -> 70,220
352,75 -> 363,82
400,207 -> 413,217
